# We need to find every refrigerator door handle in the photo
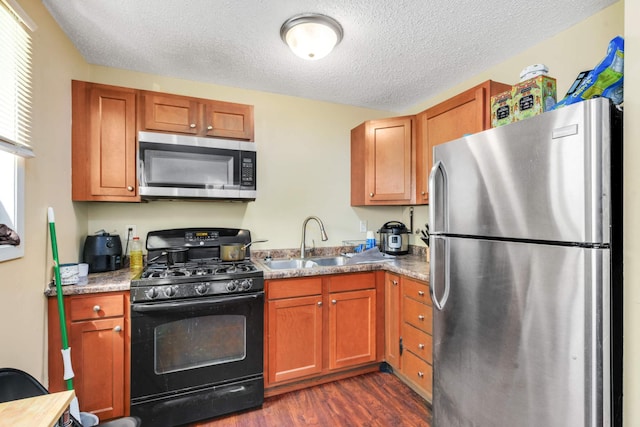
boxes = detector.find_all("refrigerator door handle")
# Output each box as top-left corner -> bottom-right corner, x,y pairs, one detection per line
428,160 -> 448,234
429,235 -> 450,310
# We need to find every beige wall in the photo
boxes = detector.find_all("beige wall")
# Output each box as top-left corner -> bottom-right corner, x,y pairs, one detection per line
2,0 -> 637,424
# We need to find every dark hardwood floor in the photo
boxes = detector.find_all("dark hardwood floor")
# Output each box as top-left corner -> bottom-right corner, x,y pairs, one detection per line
190,371 -> 432,427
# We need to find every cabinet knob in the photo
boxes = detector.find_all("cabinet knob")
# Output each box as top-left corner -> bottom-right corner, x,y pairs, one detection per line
392,280 -> 398,286
332,299 -> 337,305
418,343 -> 425,349
317,301 -> 322,307
418,315 -> 425,321
421,191 -> 426,195
190,123 -> 197,128
369,192 -> 374,197
418,290 -> 425,296
418,371 -> 424,378
207,125 -> 213,130
127,186 -> 134,192
114,325 -> 122,332
93,305 -> 101,312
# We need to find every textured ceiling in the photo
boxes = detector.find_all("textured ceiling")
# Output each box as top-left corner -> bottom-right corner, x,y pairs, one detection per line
42,0 -> 616,112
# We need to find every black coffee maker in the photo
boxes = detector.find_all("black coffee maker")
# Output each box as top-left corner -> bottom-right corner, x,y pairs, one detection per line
83,232 -> 123,273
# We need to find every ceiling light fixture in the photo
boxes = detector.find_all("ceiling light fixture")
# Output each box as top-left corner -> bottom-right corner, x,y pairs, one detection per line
280,13 -> 343,61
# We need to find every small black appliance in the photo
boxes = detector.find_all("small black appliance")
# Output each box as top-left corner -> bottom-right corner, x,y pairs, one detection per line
83,232 -> 123,273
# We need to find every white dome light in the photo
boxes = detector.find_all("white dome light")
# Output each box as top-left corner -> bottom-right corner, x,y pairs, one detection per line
280,14 -> 343,61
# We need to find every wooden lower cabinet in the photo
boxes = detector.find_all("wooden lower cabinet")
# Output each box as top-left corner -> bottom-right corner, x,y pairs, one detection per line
48,292 -> 130,420
265,272 -> 383,396
384,274 -> 433,402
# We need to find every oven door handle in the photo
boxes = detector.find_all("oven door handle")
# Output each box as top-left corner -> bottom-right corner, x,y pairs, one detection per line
131,293 -> 263,313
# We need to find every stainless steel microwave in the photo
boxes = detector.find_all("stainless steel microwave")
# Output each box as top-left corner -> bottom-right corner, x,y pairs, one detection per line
138,131 -> 256,201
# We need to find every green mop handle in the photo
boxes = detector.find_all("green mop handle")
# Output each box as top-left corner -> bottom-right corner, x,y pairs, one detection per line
48,207 -> 74,391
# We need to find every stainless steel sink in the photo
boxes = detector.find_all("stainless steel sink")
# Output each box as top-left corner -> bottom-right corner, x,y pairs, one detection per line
262,256 -> 348,270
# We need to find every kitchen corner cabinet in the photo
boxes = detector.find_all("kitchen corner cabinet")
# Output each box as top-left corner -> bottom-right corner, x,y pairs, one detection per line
415,80 -> 511,204
265,272 -> 383,396
141,92 -> 254,141
72,81 -> 139,202
48,292 -> 130,420
351,115 -> 415,206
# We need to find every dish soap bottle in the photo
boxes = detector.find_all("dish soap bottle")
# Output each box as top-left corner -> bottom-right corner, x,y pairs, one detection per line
130,236 -> 143,274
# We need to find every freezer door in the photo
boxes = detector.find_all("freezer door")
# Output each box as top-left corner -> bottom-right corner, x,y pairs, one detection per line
430,97 -> 614,244
431,236 -> 610,427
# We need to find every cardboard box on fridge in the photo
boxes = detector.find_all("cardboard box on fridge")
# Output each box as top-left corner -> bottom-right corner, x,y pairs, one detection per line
490,90 -> 513,127
511,75 -> 557,121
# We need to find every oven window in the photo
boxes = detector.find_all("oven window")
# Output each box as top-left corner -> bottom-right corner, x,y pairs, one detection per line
154,314 -> 246,374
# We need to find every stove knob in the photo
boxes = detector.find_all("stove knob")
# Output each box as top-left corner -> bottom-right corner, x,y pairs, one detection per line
145,288 -> 159,299
226,281 -> 238,292
240,279 -> 252,290
164,286 -> 177,297
195,283 -> 208,295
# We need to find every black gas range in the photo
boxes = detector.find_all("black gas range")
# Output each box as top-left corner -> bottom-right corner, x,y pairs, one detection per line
129,228 -> 265,427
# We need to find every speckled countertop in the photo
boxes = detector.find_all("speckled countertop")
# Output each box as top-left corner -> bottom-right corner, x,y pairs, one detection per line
44,247 -> 430,296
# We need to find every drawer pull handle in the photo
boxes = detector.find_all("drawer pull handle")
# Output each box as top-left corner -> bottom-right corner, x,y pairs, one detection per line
127,186 -> 134,191
114,326 -> 122,332
418,343 -> 425,349
418,290 -> 425,296
207,125 -> 213,130
93,305 -> 101,312
418,371 -> 424,378
418,315 -> 425,321
317,301 -> 323,307
190,123 -> 197,128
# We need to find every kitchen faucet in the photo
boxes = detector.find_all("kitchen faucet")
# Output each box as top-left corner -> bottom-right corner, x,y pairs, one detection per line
300,216 -> 328,258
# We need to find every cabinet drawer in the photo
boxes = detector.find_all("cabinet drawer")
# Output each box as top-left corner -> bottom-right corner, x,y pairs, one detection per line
402,350 -> 432,395
402,323 -> 432,364
70,294 -> 125,321
327,272 -> 375,293
267,278 -> 322,300
403,296 -> 432,333
403,278 -> 431,305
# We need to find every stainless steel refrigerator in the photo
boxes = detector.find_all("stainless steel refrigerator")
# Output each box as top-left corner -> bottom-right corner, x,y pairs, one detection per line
428,97 -> 623,427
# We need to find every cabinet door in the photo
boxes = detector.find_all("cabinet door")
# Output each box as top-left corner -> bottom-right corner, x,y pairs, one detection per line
366,117 -> 413,204
69,317 -> 125,420
267,295 -> 323,384
142,93 -> 199,134
417,80 -> 511,204
203,101 -> 254,140
72,81 -> 138,201
329,289 -> 376,370
384,273 -> 401,369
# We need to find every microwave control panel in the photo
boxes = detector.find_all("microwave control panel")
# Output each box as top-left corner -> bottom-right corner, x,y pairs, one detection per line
241,156 -> 255,188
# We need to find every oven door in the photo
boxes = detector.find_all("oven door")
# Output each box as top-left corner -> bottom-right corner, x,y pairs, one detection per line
130,291 -> 264,399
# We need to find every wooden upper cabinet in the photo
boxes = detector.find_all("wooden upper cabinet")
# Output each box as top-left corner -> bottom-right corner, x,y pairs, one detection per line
142,92 -> 254,141
351,115 -> 415,206
416,80 -> 511,204
72,80 -> 139,202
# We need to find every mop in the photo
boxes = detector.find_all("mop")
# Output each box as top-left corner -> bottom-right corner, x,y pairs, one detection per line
48,207 -> 81,422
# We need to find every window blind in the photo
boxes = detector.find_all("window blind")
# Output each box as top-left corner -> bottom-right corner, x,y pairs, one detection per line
0,0 -> 34,158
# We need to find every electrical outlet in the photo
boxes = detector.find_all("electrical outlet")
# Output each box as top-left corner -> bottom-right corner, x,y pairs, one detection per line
126,224 -> 137,238
359,220 -> 367,233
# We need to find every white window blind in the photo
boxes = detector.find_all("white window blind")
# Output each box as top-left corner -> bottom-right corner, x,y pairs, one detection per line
0,0 -> 34,158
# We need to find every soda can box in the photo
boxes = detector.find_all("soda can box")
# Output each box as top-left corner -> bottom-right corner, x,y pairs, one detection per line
512,76 -> 557,121
491,90 -> 513,127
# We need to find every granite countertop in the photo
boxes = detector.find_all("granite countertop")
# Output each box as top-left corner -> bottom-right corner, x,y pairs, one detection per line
45,252 -> 430,297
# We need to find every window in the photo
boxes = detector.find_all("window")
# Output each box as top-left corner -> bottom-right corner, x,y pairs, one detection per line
0,0 -> 35,262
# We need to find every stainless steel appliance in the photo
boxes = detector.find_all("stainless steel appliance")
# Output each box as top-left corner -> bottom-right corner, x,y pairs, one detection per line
137,131 -> 257,201
428,98 -> 623,427
82,233 -> 123,273
377,221 -> 409,255
130,228 -> 264,427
